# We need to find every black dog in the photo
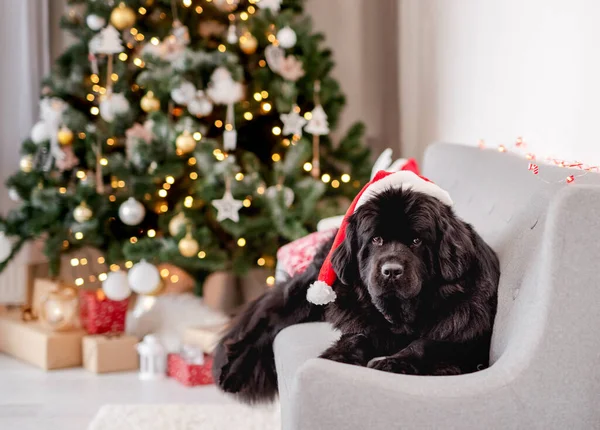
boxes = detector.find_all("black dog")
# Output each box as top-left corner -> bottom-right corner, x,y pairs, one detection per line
213,188 -> 500,403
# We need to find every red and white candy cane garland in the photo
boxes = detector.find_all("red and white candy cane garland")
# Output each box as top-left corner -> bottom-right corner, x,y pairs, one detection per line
479,137 -> 599,184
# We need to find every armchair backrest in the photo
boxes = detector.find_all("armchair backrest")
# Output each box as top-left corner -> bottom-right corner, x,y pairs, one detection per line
422,143 -> 600,363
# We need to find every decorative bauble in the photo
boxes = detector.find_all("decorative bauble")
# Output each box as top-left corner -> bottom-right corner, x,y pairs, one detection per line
0,232 -> 11,263
19,155 -> 33,173
141,91 -> 161,113
276,26 -> 297,49
171,81 -> 196,105
31,121 -> 50,143
168,212 -> 188,236
110,2 -> 136,30
178,233 -> 199,257
175,130 -> 196,154
128,260 -> 161,295
187,91 -> 213,117
119,197 -> 146,226
239,32 -> 258,55
86,14 -> 106,31
226,25 -> 238,44
8,188 -> 20,202
258,0 -> 282,12
57,126 -> 74,146
39,286 -> 79,331
212,0 -> 240,12
73,202 -> 93,223
100,93 -> 130,122
266,185 -> 295,208
102,270 -> 132,301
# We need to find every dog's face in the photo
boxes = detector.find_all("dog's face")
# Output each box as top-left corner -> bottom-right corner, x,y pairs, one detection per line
331,188 -> 474,324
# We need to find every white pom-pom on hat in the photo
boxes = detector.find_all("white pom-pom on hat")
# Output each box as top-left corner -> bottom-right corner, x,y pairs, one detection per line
306,280 -> 337,305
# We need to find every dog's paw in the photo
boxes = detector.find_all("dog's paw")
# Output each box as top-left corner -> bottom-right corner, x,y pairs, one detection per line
367,357 -> 420,375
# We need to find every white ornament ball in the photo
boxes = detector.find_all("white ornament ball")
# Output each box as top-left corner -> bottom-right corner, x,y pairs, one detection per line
128,260 -> 161,295
31,121 -> 50,143
168,212 -> 188,236
86,14 -> 106,31
102,270 -> 132,301
188,92 -> 213,117
119,197 -> 146,226
8,188 -> 20,202
276,26 -> 297,49
0,232 -> 11,263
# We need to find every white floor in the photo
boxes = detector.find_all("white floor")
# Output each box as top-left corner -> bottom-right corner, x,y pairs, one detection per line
0,353 -> 236,430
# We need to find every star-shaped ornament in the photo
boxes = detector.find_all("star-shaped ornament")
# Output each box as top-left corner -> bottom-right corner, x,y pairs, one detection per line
212,191 -> 244,222
280,107 -> 307,137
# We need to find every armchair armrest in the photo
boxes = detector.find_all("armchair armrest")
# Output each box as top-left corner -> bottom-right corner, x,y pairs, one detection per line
291,358 -> 518,430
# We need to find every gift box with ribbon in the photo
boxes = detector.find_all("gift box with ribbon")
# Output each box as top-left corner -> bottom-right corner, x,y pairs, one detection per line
80,290 -> 129,335
167,346 -> 214,386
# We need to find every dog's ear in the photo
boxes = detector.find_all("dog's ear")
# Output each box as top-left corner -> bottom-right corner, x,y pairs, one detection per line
438,211 -> 475,281
330,218 -> 359,285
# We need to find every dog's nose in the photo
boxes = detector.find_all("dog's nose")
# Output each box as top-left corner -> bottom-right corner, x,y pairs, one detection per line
381,262 -> 404,279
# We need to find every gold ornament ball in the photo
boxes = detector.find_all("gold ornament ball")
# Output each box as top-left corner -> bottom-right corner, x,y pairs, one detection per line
73,202 -> 93,223
141,91 -> 161,113
168,212 -> 188,236
20,155 -> 33,173
239,33 -> 258,55
176,130 -> 196,154
110,2 -> 136,30
57,126 -> 74,146
178,233 -> 199,257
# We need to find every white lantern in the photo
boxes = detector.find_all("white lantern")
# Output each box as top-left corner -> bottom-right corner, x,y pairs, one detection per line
136,334 -> 167,380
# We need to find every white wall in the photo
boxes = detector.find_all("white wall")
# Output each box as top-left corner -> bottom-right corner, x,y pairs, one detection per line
400,0 -> 600,164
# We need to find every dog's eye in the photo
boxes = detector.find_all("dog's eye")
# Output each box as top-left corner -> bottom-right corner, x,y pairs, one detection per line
372,236 -> 383,246
412,238 -> 422,246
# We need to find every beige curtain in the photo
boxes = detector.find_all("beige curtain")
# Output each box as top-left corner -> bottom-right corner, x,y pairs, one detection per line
0,0 -> 51,303
305,0 -> 401,156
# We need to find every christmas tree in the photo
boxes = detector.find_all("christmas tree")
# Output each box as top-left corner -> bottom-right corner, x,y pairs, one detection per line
0,0 -> 370,291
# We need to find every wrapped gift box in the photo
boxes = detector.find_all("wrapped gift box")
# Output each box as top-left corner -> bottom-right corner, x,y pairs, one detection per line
202,271 -> 241,314
167,352 -> 214,386
80,290 -> 128,335
276,229 -> 336,282
82,334 -> 139,374
0,311 -> 84,370
182,323 -> 229,355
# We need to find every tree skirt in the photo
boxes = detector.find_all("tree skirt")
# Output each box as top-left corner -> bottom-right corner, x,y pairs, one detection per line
88,404 -> 280,430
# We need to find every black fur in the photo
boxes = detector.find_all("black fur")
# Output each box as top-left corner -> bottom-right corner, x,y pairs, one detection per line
213,188 -> 500,403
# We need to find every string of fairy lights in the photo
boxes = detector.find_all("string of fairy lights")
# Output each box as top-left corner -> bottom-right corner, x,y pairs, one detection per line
34,0 -> 369,291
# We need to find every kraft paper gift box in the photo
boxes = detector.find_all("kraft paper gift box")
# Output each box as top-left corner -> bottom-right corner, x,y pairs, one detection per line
182,323 -> 229,355
0,311 -> 84,370
82,334 -> 139,374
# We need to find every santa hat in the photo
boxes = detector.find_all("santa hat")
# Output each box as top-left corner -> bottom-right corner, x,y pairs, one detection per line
306,167 -> 453,305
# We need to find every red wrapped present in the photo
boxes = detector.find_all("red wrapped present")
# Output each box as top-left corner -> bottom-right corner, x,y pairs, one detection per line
276,229 -> 336,282
167,352 -> 214,387
79,290 -> 128,335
